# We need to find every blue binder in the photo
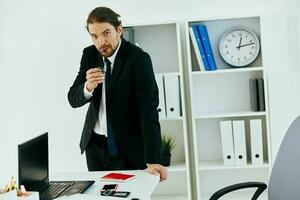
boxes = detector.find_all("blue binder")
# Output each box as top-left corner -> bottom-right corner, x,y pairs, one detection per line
197,24 -> 217,70
191,24 -> 210,71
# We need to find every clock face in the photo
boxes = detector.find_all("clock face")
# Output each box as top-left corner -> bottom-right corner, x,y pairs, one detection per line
219,28 -> 260,67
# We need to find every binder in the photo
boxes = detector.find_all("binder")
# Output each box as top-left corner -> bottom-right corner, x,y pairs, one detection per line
197,24 -> 217,70
155,73 -> 166,119
189,26 -> 209,71
164,73 -> 181,118
250,119 -> 264,165
249,78 -> 259,111
220,120 -> 235,166
232,120 -> 247,165
257,78 -> 265,111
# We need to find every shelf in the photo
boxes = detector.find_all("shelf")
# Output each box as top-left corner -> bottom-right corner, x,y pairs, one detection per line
192,66 -> 263,75
151,195 -> 188,200
160,117 -> 183,121
187,16 -> 269,200
195,111 -> 266,119
124,21 -> 190,200
198,160 -> 269,171
201,191 -> 267,200
167,162 -> 187,172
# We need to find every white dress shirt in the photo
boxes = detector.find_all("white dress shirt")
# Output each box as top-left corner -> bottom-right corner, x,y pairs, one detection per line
83,40 -> 122,136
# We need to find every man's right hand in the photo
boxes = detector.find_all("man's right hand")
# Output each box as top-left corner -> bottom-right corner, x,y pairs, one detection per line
86,68 -> 105,92
146,164 -> 167,182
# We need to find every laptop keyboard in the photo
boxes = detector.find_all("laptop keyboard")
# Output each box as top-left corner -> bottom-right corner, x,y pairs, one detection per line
40,182 -> 74,200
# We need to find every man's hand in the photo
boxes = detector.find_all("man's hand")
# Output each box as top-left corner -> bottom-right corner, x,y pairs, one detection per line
146,164 -> 167,182
86,68 -> 104,92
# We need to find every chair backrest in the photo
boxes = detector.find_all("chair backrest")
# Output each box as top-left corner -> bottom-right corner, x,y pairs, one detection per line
269,115 -> 300,199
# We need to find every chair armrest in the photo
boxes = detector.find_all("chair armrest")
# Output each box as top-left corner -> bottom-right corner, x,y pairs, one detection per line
209,182 -> 267,200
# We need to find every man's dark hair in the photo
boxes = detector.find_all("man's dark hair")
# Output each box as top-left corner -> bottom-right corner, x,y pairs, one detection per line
86,7 -> 121,31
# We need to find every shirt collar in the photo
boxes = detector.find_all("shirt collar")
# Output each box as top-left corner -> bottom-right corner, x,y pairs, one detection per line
105,39 -> 122,65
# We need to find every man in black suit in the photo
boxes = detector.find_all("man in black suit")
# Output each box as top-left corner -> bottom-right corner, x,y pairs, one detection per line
68,7 -> 167,181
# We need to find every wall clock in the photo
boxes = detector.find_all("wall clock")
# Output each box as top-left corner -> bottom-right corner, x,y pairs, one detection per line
219,27 -> 260,67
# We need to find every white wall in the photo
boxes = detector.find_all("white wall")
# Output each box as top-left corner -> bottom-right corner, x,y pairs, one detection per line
1,0 -> 299,186
262,0 -> 300,162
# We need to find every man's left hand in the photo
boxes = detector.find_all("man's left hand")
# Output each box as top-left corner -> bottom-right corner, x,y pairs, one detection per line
146,164 -> 167,182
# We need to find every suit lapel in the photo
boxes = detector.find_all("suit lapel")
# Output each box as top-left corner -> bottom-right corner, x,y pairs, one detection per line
107,39 -> 127,101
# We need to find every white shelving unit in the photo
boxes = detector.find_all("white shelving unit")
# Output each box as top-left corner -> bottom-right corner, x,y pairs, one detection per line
185,16 -> 272,199
124,21 -> 192,200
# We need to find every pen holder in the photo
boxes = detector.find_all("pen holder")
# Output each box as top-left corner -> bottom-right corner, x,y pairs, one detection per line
0,190 -> 39,200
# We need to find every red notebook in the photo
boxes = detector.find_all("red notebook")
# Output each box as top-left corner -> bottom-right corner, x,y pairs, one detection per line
101,172 -> 135,182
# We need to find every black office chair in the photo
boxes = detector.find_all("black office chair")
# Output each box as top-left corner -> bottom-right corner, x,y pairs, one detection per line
210,116 -> 300,200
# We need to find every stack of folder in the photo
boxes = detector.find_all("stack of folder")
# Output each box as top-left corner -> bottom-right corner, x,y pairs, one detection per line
155,73 -> 182,119
220,119 -> 264,166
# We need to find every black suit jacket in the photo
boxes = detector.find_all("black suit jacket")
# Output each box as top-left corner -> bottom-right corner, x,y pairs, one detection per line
68,39 -> 161,169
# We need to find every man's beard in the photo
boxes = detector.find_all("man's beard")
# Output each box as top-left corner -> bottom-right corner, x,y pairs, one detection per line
99,45 -> 116,58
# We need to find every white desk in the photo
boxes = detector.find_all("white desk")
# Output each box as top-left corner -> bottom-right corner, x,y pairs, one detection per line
51,170 -> 159,200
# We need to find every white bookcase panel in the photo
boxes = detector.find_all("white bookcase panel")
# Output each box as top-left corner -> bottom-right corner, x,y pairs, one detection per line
198,160 -> 269,170
185,16 -> 271,199
167,162 -> 187,172
198,168 -> 269,195
125,15 -> 271,200
160,120 -> 186,164
192,71 -> 263,114
192,66 -> 263,75
125,21 -> 191,199
195,111 -> 266,119
132,24 -> 179,73
195,116 -> 269,167
189,17 -> 262,71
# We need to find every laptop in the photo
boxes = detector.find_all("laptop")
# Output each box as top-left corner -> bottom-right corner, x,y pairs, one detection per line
18,132 -> 94,200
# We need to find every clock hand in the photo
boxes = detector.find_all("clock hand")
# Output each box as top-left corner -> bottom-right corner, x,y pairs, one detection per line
239,42 -> 255,48
237,37 -> 242,50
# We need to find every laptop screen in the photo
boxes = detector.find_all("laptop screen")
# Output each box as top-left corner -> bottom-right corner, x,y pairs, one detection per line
18,132 -> 49,190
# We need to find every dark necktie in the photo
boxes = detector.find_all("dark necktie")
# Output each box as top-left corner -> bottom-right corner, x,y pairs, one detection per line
104,58 -> 118,157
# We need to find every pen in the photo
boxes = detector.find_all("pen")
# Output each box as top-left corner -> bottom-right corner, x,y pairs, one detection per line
3,184 -> 8,193
9,176 -> 14,192
16,187 -> 22,196
13,181 -> 17,190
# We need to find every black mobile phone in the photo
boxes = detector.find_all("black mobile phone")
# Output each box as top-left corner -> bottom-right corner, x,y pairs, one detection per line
101,184 -> 118,192
112,191 -> 130,198
101,190 -> 130,198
